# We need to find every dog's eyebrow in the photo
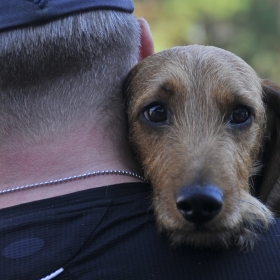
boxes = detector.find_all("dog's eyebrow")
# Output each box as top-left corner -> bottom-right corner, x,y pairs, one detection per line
232,90 -> 258,109
159,83 -> 175,95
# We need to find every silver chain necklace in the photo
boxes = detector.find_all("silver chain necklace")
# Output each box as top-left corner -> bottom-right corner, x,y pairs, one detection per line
0,170 -> 147,195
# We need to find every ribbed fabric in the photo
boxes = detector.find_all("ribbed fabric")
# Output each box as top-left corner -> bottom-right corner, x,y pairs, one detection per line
0,0 -> 134,31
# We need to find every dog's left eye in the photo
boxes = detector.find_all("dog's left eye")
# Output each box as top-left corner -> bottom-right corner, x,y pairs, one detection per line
143,104 -> 167,123
230,106 -> 251,124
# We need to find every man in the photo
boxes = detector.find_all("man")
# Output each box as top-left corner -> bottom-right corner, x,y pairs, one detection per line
0,1 -> 280,279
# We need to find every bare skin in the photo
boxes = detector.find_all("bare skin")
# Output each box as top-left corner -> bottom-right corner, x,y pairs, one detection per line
0,18 -> 154,209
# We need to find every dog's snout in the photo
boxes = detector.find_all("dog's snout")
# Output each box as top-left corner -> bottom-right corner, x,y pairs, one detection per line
176,185 -> 224,224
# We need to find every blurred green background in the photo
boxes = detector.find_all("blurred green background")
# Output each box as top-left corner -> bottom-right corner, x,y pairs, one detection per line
134,0 -> 280,82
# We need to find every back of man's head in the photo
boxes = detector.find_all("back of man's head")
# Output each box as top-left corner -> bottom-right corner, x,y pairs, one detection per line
0,1 -> 140,145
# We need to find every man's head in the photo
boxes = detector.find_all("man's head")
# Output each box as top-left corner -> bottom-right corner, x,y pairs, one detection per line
0,1 -> 153,147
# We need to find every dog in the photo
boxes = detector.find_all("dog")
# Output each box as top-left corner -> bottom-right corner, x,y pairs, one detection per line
123,45 -> 280,250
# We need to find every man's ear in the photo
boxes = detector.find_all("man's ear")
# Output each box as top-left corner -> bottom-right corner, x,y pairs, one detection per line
257,80 -> 280,216
137,18 -> 154,61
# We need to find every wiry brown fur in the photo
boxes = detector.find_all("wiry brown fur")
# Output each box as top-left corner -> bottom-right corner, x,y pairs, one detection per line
123,45 -> 280,250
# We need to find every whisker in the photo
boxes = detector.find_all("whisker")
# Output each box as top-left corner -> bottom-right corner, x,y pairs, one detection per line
238,199 -> 266,212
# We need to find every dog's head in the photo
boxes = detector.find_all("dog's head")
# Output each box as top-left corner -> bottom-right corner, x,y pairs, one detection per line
123,45 -> 279,249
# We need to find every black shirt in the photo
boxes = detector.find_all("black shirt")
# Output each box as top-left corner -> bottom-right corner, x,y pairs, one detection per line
1,182 -> 280,279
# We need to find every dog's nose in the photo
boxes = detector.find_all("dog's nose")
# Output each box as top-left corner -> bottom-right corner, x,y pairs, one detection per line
176,185 -> 223,224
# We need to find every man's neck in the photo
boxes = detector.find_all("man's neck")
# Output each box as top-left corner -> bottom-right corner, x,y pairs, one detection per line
0,125 -> 142,209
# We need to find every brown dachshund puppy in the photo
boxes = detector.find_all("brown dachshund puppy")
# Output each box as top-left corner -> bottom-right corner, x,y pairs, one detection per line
123,45 -> 280,250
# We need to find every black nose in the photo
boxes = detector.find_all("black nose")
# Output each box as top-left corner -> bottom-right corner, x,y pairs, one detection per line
176,185 -> 223,224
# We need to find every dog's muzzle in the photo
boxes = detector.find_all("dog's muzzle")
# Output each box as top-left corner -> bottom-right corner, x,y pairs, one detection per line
176,185 -> 224,224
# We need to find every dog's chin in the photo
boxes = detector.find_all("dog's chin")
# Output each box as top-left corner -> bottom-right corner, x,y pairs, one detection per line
162,227 -> 235,250
158,222 -> 259,251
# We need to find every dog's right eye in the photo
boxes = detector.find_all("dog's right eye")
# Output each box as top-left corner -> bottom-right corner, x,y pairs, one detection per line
143,104 -> 167,123
230,106 -> 251,124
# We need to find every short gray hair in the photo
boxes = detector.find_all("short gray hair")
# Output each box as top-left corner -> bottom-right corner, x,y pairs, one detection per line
0,10 -> 140,144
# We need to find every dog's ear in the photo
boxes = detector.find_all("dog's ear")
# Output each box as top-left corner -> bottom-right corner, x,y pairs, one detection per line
256,80 -> 280,216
